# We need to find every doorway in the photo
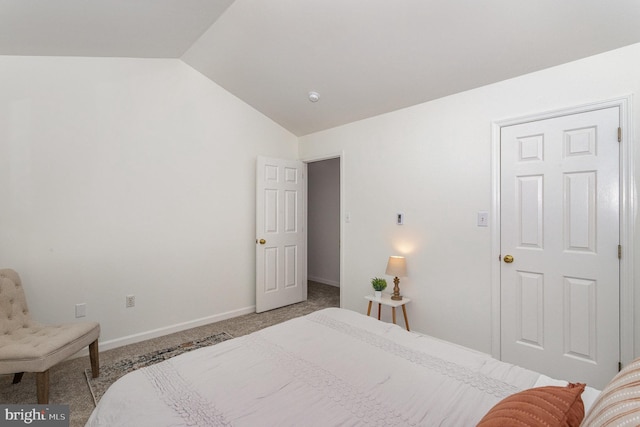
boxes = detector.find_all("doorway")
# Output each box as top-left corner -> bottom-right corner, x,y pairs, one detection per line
307,157 -> 341,304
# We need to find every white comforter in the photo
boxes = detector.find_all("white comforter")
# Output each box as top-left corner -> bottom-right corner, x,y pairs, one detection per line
86,308 -> 549,426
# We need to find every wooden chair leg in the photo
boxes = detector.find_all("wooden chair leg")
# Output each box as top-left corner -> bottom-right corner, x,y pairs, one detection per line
12,372 -> 25,384
89,339 -> 100,378
36,370 -> 49,404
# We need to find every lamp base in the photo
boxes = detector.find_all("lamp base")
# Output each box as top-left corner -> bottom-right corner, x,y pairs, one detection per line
391,276 -> 403,300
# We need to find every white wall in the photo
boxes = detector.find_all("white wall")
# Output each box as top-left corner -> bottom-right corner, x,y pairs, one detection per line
308,158 -> 340,286
299,43 -> 640,355
2,43 -> 639,357
0,56 -> 298,347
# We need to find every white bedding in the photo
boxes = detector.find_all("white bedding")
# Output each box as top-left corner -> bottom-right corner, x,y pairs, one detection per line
86,308 -> 594,426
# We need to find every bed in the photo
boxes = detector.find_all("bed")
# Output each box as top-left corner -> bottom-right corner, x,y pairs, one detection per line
87,308 -> 607,426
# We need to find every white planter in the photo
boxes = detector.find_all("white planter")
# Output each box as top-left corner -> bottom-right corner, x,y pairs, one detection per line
374,291 -> 382,299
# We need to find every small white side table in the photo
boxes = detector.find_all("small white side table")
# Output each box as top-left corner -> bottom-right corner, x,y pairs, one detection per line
365,294 -> 411,331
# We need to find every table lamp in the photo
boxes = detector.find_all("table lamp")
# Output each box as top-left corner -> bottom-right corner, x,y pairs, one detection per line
386,256 -> 407,301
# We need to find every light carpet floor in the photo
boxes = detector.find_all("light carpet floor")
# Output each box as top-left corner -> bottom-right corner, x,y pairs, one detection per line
0,281 -> 339,427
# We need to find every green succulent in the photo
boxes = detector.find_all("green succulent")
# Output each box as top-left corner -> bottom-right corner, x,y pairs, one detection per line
371,277 -> 387,291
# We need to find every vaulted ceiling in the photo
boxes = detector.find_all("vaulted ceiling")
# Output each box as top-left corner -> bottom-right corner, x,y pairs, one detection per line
3,0 -> 640,136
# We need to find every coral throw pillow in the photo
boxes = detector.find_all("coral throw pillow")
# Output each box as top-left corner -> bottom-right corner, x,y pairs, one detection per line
477,383 -> 586,427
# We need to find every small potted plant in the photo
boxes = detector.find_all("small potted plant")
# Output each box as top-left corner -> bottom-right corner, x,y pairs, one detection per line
371,277 -> 387,299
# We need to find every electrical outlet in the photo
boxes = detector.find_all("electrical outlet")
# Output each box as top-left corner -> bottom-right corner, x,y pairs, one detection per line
75,303 -> 86,318
126,295 -> 135,308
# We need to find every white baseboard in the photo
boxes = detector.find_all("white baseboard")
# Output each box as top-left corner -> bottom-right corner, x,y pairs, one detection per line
308,276 -> 340,287
71,305 -> 256,358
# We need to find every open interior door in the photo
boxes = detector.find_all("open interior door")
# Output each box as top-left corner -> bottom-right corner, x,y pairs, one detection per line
256,156 -> 307,313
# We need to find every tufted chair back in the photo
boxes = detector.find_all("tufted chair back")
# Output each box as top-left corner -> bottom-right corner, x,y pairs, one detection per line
0,269 -> 34,335
0,268 -> 100,404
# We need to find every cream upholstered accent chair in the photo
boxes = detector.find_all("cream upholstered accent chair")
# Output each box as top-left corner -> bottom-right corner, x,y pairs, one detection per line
0,269 -> 100,403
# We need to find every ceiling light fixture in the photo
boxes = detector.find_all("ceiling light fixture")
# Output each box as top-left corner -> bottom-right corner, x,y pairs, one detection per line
308,91 -> 320,103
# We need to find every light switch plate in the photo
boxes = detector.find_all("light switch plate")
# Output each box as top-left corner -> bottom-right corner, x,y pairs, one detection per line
477,211 -> 489,227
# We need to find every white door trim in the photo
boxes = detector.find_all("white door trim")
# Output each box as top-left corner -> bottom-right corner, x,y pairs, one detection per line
490,95 -> 635,366
301,151 -> 345,309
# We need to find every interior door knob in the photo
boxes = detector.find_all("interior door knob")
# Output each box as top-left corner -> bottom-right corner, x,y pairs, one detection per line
258,239 -> 266,245
503,254 -> 514,263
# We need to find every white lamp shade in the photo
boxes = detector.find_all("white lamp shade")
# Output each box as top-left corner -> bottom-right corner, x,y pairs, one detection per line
385,256 -> 407,277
